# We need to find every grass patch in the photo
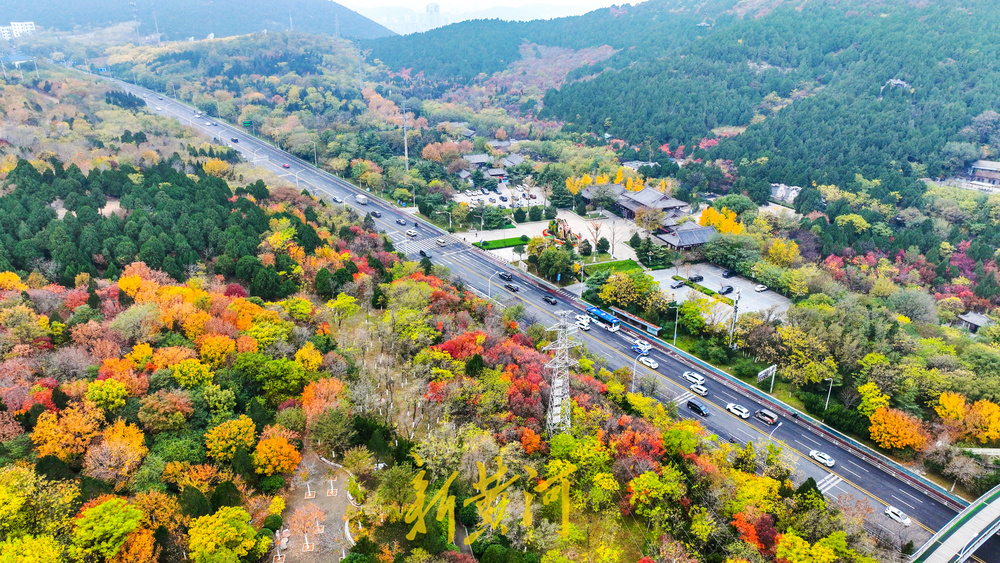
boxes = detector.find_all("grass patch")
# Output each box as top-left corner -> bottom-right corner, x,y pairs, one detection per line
584,259 -> 643,276
474,236 -> 529,250
671,275 -> 734,306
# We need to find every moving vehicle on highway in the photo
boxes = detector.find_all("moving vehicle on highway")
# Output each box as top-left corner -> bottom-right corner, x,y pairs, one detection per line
631,343 -> 650,356
754,408 -> 779,425
370,211 -> 381,218
690,383 -> 708,397
419,250 -> 430,257
809,450 -> 836,467
282,163 -> 290,168
884,506 -> 912,526
639,357 -> 658,369
542,296 -> 557,305
682,371 -> 705,385
396,218 -> 408,226
687,399 -> 709,417
230,137 -> 239,143
586,306 -> 621,332
332,196 -> 343,203
726,403 -> 750,418
504,283 -> 520,292
356,195 -> 370,205
498,272 -> 513,282
576,321 -> 591,331
405,229 -> 417,237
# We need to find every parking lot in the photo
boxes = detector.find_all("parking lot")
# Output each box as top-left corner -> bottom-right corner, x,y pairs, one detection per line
451,182 -> 545,210
650,262 -> 791,314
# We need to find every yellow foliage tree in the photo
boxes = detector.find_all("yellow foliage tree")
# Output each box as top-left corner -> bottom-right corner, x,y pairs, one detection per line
967,400 -> 1000,444
202,159 -> 229,178
767,238 -> 800,267
294,342 -> 323,371
699,207 -> 744,235
857,382 -> 890,419
171,359 -> 214,388
198,335 -> 237,369
205,415 -> 256,463
32,404 -> 104,461
936,392 -> 967,428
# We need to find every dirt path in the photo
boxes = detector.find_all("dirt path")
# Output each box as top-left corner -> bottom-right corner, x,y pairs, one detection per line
276,451 -> 354,562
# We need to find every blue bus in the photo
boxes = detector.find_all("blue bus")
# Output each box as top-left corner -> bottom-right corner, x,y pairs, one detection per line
586,306 -> 621,332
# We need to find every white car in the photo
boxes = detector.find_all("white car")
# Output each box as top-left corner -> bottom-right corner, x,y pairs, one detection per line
332,196 -> 344,203
682,371 -> 705,385
754,284 -> 768,292
574,315 -> 590,325
576,322 -> 591,331
726,403 -> 750,419
639,357 -> 659,369
690,383 -> 708,397
809,450 -> 835,467
884,506 -> 912,526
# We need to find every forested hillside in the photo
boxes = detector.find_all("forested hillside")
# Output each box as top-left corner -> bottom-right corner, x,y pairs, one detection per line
372,0 -> 1000,193
0,0 -> 394,40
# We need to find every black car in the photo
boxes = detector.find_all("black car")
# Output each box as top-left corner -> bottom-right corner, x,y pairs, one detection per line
504,283 -> 520,292
719,285 -> 734,295
500,196 -> 508,202
688,274 -> 704,283
230,137 -> 239,143
419,250 -> 430,257
370,211 -> 382,218
498,272 -> 513,282
542,296 -> 557,305
721,269 -> 735,278
396,218 -> 408,226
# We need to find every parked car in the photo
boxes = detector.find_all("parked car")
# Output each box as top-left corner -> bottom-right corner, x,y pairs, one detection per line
396,218 -> 408,226
489,198 -> 496,203
504,283 -> 520,292
530,193 -> 537,199
809,450 -> 836,467
639,357 -> 659,369
722,269 -> 736,278
884,506 -> 912,526
498,272 -> 513,282
500,196 -> 508,202
682,371 -> 705,385
690,383 -> 709,397
726,403 -> 750,419
719,285 -> 734,295
542,296 -> 557,305
754,284 -> 768,292
688,274 -> 704,283
670,280 -> 686,289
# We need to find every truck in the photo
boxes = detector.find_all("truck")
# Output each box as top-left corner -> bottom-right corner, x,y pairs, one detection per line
355,195 -> 369,205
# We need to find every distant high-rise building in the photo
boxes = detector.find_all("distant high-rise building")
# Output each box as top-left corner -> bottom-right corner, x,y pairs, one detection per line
0,27 -> 12,41
9,21 -> 35,37
426,3 -> 442,29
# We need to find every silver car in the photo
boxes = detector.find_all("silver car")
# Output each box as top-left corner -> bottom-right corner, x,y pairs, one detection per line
809,450 -> 835,467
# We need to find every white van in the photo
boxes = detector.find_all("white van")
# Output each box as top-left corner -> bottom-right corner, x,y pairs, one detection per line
436,238 -> 446,247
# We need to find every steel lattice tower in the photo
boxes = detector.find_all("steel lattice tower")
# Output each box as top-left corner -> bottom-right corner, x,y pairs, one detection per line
544,311 -> 580,435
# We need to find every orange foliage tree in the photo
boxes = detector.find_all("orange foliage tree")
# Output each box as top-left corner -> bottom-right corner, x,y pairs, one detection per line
252,437 -> 302,476
300,378 -> 346,424
869,408 -> 927,451
83,419 -> 149,490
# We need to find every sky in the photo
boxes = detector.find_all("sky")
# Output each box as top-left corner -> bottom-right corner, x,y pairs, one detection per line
339,0 -> 621,14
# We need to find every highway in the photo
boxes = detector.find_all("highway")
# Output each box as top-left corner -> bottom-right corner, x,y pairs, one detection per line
113,79 -> 999,562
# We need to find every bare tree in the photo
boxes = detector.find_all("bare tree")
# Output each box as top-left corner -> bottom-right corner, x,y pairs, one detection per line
586,221 -> 603,249
945,454 -> 984,492
634,206 -> 666,235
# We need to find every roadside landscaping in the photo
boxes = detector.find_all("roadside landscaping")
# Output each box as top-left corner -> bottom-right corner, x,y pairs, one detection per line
671,275 -> 734,306
583,259 -> 643,276
474,235 -> 529,250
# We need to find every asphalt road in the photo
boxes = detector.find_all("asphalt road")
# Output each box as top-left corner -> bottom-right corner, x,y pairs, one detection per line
112,79 -> 999,562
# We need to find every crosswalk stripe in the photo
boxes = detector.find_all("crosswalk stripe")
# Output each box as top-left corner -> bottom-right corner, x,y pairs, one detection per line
671,392 -> 695,404
816,473 -> 843,493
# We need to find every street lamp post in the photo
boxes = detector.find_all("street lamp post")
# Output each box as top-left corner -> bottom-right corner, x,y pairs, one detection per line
307,140 -> 318,167
435,210 -> 452,231
767,421 -> 783,445
824,378 -> 834,411
631,352 -> 644,393
488,271 -> 501,300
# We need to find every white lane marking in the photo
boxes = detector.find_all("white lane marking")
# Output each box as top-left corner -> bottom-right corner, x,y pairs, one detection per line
799,434 -> 822,447
898,489 -> 924,503
839,465 -> 865,481
892,498 -> 916,511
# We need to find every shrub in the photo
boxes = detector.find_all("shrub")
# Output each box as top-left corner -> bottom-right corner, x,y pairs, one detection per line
259,475 -> 285,493
263,514 -> 282,531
